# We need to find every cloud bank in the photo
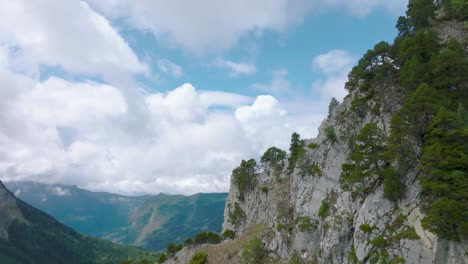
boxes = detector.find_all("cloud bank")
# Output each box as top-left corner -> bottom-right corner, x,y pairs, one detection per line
85,0 -> 405,54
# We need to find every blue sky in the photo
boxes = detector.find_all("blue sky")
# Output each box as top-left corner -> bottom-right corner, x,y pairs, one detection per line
123,7 -> 401,98
0,0 -> 407,194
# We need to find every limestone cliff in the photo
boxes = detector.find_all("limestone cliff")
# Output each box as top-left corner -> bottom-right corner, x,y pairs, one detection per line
166,6 -> 468,264
221,81 -> 467,263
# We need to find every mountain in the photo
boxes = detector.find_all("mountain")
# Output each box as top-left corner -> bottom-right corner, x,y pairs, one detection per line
4,181 -> 227,251
164,2 -> 468,264
0,181 -> 157,264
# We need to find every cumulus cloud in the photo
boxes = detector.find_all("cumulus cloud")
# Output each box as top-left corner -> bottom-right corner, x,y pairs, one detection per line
251,69 -> 291,94
85,0 -> 405,53
311,50 -> 356,100
0,1 -> 376,195
0,65 -> 318,194
0,0 -> 146,83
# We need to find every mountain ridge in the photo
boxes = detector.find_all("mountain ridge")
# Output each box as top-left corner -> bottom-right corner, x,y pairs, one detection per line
0,180 -> 158,264
4,180 -> 228,251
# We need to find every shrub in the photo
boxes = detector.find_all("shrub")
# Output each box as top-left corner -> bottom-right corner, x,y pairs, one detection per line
228,202 -> 246,228
307,142 -> 318,149
308,164 -> 323,177
261,147 -> 286,171
189,252 -> 208,264
359,223 -> 375,233
295,216 -> 316,232
261,185 -> 268,193
318,201 -> 329,219
241,238 -> 265,264
347,245 -> 358,264
233,159 -> 257,201
221,229 -> 236,240
288,133 -> 305,173
370,235 -> 386,248
193,232 -> 221,245
395,226 -> 420,240
157,253 -> 167,264
324,127 -> 337,144
166,242 -> 178,256
184,238 -> 193,246
328,97 -> 340,118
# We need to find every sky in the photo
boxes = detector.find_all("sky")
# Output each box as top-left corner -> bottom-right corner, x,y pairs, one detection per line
0,0 -> 407,195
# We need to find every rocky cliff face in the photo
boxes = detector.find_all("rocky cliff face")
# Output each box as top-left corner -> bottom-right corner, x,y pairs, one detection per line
219,19 -> 468,262
166,14 -> 467,264
221,79 -> 467,263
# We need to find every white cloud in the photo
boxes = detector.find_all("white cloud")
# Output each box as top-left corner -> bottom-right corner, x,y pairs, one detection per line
0,65 -> 318,194
213,59 -> 256,77
311,50 -> 356,100
50,186 -> 71,197
320,0 -> 406,18
199,91 -> 252,108
0,0 -> 146,83
86,0 -> 313,54
312,50 -> 355,74
85,0 -> 405,54
251,69 -> 290,94
156,59 -> 183,78
14,77 -> 127,127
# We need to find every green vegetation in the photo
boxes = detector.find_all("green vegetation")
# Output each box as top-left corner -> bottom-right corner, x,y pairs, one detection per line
328,97 -> 340,118
288,133 -> 305,173
341,123 -> 386,187
165,242 -> 183,256
440,0 -> 468,20
4,182 -> 227,252
342,0 -> 467,243
307,142 -> 318,149
228,202 -> 246,228
261,146 -> 287,172
317,200 -> 329,219
189,252 -> 208,264
295,216 -> 316,232
221,229 -> 236,240
324,126 -> 338,144
370,235 -> 386,248
0,199 -> 157,264
359,223 -> 375,233
233,159 -> 258,201
157,254 -> 167,264
305,163 -> 323,177
194,231 -> 221,245
241,238 -> 265,264
347,245 -> 358,264
289,252 -> 305,264
345,41 -> 395,94
261,185 -> 268,193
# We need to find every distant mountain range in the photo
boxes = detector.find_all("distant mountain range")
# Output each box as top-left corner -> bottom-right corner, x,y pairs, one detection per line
0,181 -> 157,264
4,181 -> 227,251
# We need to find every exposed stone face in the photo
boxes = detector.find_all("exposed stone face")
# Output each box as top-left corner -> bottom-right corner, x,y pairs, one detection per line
433,20 -> 467,46
220,82 -> 468,264
168,20 -> 468,264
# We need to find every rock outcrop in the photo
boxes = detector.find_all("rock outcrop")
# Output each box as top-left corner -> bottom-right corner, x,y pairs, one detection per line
220,75 -> 467,263
166,15 -> 467,264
